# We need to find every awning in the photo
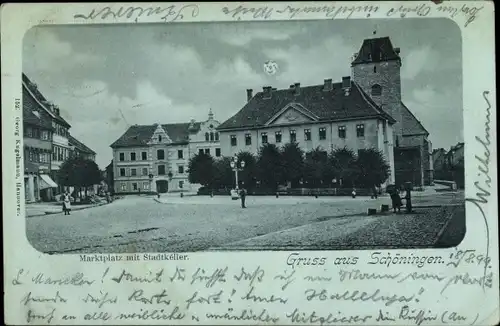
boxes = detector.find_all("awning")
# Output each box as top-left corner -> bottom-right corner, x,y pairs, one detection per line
39,174 -> 58,189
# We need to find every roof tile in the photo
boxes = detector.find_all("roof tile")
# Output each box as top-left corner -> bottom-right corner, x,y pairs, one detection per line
351,37 -> 401,65
217,81 -> 394,130
110,122 -> 201,148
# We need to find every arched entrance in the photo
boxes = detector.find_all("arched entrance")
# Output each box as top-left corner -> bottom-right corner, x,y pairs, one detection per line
156,180 -> 168,193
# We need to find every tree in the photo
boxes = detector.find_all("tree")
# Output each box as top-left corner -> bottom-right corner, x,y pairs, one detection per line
355,148 -> 390,188
257,143 -> 283,190
303,147 -> 330,187
281,142 -> 304,187
187,152 -> 215,187
236,151 -> 257,189
58,156 -> 102,198
212,157 -> 233,189
329,147 -> 358,188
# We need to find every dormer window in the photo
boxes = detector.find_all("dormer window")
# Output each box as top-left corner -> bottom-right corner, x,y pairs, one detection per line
158,135 -> 162,142
373,66 -> 377,73
371,84 -> 382,96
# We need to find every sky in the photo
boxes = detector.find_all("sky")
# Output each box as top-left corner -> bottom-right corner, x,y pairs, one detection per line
23,18 -> 463,169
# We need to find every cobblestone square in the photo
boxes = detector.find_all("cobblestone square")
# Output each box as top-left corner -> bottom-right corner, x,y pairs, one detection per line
26,192 -> 465,254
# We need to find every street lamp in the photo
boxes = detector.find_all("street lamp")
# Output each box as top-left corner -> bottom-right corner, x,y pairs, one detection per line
230,155 -> 245,190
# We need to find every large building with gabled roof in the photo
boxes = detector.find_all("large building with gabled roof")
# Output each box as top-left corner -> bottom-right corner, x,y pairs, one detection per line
110,109 -> 221,194
217,36 -> 433,187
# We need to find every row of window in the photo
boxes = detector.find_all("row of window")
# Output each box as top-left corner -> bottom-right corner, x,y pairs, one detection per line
119,180 -> 185,191
26,149 -> 51,163
205,132 -> 220,142
52,145 -> 70,162
230,125 -> 366,146
119,148 -> 223,161
119,149 -> 185,162
198,148 -> 221,157
25,126 -> 51,141
118,165 -> 185,177
52,122 -> 69,138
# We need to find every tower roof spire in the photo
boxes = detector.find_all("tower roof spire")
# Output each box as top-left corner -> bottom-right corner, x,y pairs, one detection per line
208,108 -> 214,120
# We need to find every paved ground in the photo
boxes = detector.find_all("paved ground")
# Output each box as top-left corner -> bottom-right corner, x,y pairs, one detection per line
25,192 -> 465,254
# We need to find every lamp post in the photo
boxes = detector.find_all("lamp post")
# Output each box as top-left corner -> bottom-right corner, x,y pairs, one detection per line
230,155 -> 245,190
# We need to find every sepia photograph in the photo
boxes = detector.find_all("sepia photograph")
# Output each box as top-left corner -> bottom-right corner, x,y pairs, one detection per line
22,18 -> 465,254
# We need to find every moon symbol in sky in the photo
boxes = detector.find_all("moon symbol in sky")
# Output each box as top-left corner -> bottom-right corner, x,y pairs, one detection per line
263,60 -> 279,75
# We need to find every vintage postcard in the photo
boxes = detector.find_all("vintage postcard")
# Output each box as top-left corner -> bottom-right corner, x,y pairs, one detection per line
2,1 -> 498,325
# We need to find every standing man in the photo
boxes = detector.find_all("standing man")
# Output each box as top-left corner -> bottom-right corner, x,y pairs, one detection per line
239,187 -> 247,208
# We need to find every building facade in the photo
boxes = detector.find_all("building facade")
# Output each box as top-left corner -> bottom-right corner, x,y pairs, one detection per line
110,110 -> 221,194
22,81 -> 57,202
22,74 -> 73,197
217,77 -> 396,186
217,36 -> 433,187
68,135 -> 96,161
351,37 -> 433,186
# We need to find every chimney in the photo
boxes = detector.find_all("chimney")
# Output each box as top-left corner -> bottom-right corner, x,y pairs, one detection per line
246,89 -> 253,102
342,77 -> 351,96
294,83 -> 300,96
262,86 -> 272,99
272,87 -> 277,91
342,76 -> 351,89
323,79 -> 333,91
394,47 -> 400,55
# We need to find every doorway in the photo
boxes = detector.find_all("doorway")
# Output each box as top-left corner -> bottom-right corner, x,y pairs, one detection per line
156,180 -> 168,193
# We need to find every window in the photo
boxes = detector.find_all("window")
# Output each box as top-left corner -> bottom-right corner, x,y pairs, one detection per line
29,150 -> 33,161
338,126 -> 346,139
158,165 -> 166,175
356,124 -> 365,137
319,127 -> 327,140
178,165 -> 184,174
121,183 -> 126,191
27,127 -> 32,137
132,183 -> 138,191
205,148 -> 210,154
178,150 -> 183,159
230,135 -> 237,146
215,132 -> 219,141
141,151 -> 147,160
199,149 -> 204,155
245,133 -> 252,146
120,168 -> 126,177
205,133 -> 210,141
210,132 -> 214,141
371,84 -> 382,96
119,153 -> 125,161
130,152 -> 136,161
41,131 -> 49,140
52,147 -> 57,161
179,181 -> 184,189
131,168 -> 137,176
157,149 -> 165,160
158,135 -> 162,142
33,128 -> 40,138
143,182 -> 149,190
142,168 -> 148,176
275,131 -> 282,143
215,148 -> 221,157
373,66 -> 377,73
304,129 -> 311,141
261,132 -> 268,144
290,130 -> 296,142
